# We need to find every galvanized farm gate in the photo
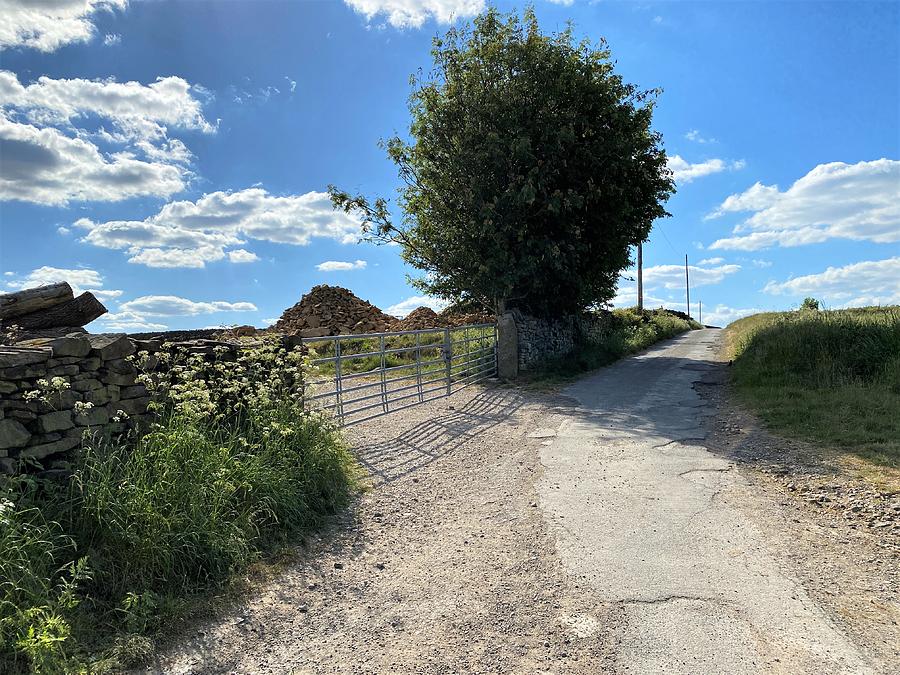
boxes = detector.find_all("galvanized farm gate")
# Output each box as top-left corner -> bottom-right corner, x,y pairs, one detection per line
301,322 -> 497,426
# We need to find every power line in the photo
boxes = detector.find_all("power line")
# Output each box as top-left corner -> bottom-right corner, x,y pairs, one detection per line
653,220 -> 678,255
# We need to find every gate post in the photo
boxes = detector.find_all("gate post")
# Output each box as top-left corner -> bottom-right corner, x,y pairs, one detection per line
497,312 -> 518,380
443,327 -> 452,395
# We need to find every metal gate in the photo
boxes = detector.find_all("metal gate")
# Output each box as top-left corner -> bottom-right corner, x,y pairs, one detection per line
301,322 -> 497,426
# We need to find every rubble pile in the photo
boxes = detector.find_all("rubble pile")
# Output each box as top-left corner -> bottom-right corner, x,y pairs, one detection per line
274,285 -> 400,337
439,307 -> 495,327
398,307 -> 446,331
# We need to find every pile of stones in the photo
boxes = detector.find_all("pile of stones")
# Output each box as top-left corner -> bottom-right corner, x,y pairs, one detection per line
273,285 -> 401,337
272,286 -> 496,338
439,308 -> 495,327
399,307 -> 446,331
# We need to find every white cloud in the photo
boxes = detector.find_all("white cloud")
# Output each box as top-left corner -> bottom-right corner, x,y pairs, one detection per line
95,293 -> 256,332
6,266 -> 100,295
762,257 -> 900,308
74,188 -> 363,268
123,246 -> 229,269
641,262 -> 742,290
0,72 -> 215,205
667,155 -> 744,183
705,181 -> 780,220
0,114 -> 186,205
653,15 -> 663,25
701,305 -> 764,327
4,265 -> 120,297
0,0 -> 127,53
57,226 -> 71,235
343,0 -> 485,29
385,295 -> 448,317
751,259 -> 772,268
607,287 -> 755,327
285,76 -> 297,93
547,0 -> 574,5
103,33 -> 121,46
685,129 -> 716,144
119,295 -> 258,316
709,159 -> 900,251
610,260 -> 741,311
316,259 -> 367,271
609,287 -> 682,311
91,289 -> 123,300
95,310 -> 166,331
228,249 -> 260,263
0,71 -> 214,135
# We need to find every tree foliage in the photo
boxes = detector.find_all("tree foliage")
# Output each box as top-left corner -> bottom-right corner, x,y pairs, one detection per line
801,297 -> 821,311
330,8 -> 674,316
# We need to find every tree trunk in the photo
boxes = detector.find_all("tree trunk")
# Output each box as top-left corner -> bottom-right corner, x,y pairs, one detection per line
6,292 -> 107,330
0,282 -> 74,320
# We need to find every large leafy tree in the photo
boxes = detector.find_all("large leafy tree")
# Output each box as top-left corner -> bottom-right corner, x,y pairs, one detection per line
330,8 -> 674,316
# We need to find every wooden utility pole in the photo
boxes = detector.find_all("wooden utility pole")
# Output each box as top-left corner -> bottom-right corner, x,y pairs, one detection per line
685,254 -> 691,319
637,243 -> 644,311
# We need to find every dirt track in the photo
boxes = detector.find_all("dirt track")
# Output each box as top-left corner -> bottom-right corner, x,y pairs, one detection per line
147,331 -> 898,674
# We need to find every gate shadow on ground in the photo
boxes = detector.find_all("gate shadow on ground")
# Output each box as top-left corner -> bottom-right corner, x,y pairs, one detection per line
351,385 -> 526,486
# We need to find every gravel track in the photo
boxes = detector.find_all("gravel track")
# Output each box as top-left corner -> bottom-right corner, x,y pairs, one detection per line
147,385 -> 619,674
146,331 -> 897,674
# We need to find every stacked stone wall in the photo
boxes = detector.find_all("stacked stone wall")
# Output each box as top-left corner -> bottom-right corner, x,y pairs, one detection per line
0,332 -> 276,474
0,333 -> 149,473
508,309 -> 614,372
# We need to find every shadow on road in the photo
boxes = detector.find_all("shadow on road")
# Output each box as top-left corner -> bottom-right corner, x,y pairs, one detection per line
351,386 -> 527,486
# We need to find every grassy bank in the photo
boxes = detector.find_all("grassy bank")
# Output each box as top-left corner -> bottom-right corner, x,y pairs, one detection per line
725,306 -> 900,474
527,308 -> 702,384
1,341 -> 358,673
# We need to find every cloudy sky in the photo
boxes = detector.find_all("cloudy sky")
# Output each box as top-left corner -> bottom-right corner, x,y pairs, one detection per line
0,0 -> 897,331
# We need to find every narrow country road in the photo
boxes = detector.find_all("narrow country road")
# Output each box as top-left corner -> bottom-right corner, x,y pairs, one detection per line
150,329 -> 896,674
540,329 -> 874,673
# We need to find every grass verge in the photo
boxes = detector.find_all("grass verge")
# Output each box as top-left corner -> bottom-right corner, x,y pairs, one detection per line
524,308 -> 702,386
725,306 -> 900,479
1,340 -> 358,673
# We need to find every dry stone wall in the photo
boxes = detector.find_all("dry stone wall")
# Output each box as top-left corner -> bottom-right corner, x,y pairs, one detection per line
507,309 -> 614,372
0,332 -> 279,474
0,332 -> 149,473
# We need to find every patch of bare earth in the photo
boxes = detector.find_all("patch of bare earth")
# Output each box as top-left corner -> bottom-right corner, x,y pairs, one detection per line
145,385 -> 620,674
695,366 -> 900,670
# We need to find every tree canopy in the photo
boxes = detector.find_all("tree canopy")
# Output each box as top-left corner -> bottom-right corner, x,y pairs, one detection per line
330,8 -> 675,316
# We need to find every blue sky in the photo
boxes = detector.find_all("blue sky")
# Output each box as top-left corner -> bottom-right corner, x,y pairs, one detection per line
0,0 -> 897,331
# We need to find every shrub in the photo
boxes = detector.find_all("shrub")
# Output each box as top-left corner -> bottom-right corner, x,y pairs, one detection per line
800,297 -> 820,311
0,338 -> 358,672
529,308 -> 700,381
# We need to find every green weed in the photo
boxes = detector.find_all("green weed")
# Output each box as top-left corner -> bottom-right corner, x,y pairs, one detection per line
725,306 -> 900,472
525,308 -> 701,384
0,338 -> 358,672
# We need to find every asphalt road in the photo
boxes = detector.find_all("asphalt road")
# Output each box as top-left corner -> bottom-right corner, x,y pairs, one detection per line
538,329 -> 874,674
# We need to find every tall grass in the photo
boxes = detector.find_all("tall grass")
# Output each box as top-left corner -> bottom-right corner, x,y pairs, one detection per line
0,339 -> 358,672
528,308 -> 701,382
726,306 -> 900,470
